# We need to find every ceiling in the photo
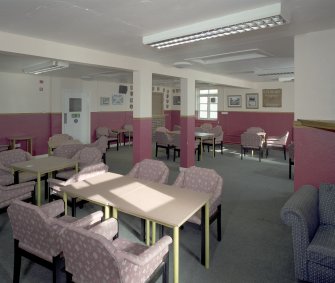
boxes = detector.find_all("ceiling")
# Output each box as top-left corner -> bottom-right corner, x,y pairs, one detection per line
0,0 -> 335,84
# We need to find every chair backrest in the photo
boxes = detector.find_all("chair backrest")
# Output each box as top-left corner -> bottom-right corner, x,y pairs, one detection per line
246,127 -> 264,134
173,166 -> 223,209
155,128 -> 172,145
61,225 -> 121,282
200,123 -> 213,131
90,136 -> 109,153
96,126 -> 110,138
48,134 -> 73,149
128,159 -> 169,184
241,132 -> 263,148
0,149 -> 32,167
7,200 -> 63,261
173,125 -> 181,131
171,132 -> 181,148
71,147 -> 103,168
279,131 -> 290,145
53,143 -> 85,159
211,125 -> 223,140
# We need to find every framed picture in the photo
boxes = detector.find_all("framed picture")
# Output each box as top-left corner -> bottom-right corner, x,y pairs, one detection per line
100,97 -> 110,105
227,95 -> 242,107
173,96 -> 181,105
262,89 -> 282,107
112,94 -> 124,105
246,93 -> 259,109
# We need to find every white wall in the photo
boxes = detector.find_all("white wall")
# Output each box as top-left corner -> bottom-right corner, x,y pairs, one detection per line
295,28 -> 335,119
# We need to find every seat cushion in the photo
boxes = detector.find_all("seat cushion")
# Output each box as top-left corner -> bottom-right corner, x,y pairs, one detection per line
319,183 -> 335,225
0,173 -> 14,186
307,225 -> 335,269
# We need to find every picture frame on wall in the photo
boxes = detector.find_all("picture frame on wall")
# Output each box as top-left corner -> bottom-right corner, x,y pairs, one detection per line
111,94 -> 124,105
262,89 -> 282,107
100,97 -> 110,105
227,95 -> 242,107
173,96 -> 181,105
246,93 -> 259,109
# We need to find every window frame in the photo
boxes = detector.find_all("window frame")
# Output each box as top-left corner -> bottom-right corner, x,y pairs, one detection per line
198,89 -> 218,120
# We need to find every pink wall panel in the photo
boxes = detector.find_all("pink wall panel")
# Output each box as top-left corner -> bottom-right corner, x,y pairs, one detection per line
50,113 -> 62,136
294,127 -> 335,191
90,111 -> 133,142
133,118 -> 152,164
0,113 -> 51,155
180,116 -> 196,168
165,110 -> 181,130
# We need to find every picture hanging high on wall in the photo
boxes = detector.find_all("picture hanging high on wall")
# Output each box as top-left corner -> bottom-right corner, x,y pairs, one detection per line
227,95 -> 242,107
262,89 -> 282,107
246,93 -> 258,109
100,97 -> 110,105
112,94 -> 124,105
173,96 -> 181,105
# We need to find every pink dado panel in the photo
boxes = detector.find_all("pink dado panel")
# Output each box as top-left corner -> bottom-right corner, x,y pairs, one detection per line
166,110 -> 294,144
133,118 -> 152,164
0,113 -> 52,155
91,111 -> 133,142
294,126 -> 335,191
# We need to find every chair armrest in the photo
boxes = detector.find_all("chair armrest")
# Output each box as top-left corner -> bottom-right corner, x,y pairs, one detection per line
89,217 -> 118,240
47,178 -> 67,188
118,236 -> 172,266
40,199 -> 65,218
73,210 -> 104,229
0,181 -> 35,191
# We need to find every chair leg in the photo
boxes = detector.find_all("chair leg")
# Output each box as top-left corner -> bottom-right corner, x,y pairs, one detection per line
283,146 -> 287,160
217,205 -> 222,241
155,143 -> 158,157
13,239 -> 21,283
52,255 -> 62,283
31,189 -> 36,205
66,271 -> 73,283
259,147 -> 261,162
71,198 -> 77,217
102,153 -> 106,164
173,149 -> 176,162
220,141 -> 223,155
240,146 -> 243,160
141,218 -> 146,242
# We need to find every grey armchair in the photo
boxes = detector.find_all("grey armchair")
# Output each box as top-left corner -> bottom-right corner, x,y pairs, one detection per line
61,217 -> 172,283
8,199 -> 104,283
281,184 -> 335,283
0,181 -> 35,209
154,127 -> 174,159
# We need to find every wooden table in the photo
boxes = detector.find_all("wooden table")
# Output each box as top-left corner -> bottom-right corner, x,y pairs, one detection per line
195,132 -> 215,158
11,156 -> 78,206
8,135 -> 33,154
61,172 -> 211,283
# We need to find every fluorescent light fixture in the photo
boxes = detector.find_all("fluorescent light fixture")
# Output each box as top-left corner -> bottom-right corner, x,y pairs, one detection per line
255,67 -> 294,77
278,76 -> 294,82
143,3 -> 288,49
185,49 -> 270,64
23,60 -> 69,74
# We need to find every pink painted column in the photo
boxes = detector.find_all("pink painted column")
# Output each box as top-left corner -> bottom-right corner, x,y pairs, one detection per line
180,115 -> 195,168
180,77 -> 196,168
132,69 -> 152,164
294,125 -> 335,191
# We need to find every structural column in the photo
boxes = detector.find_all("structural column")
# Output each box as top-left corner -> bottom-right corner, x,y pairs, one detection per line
133,70 -> 152,164
180,77 -> 196,168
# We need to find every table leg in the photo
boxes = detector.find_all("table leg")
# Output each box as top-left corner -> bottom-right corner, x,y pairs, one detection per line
104,205 -> 110,219
152,222 -> 156,244
201,202 -> 210,268
63,192 -> 68,215
112,207 -> 118,219
37,172 -> 41,206
173,226 -> 179,283
146,220 -> 151,246
212,137 -> 215,158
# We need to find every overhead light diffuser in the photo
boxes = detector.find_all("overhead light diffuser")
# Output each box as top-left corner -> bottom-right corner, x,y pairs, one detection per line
23,60 -> 69,74
143,3 -> 288,49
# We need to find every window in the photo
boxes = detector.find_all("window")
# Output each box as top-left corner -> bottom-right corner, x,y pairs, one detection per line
198,89 -> 218,119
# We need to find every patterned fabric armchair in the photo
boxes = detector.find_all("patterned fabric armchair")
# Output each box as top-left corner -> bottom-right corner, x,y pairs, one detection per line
7,199 -> 104,283
61,217 -> 172,283
200,123 -> 213,132
288,143 -> 295,179
96,126 -> 119,150
48,134 -> 74,154
55,147 -> 103,180
171,132 -> 200,162
128,159 -> 169,184
123,124 -> 133,146
0,149 -> 36,186
246,127 -> 265,134
266,131 -> 290,160
281,184 -> 335,283
48,162 -> 109,216
173,166 -> 222,241
0,181 -> 35,209
53,143 -> 85,159
240,132 -> 265,162
154,127 -> 174,160
203,125 -> 224,155
88,136 -> 109,163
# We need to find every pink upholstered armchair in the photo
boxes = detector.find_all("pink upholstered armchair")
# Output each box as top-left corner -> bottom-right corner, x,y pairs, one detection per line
88,136 -> 109,163
0,149 -> 37,186
173,166 -> 223,242
48,134 -> 74,154
266,131 -> 290,160
171,132 -> 200,162
240,132 -> 265,162
48,162 -> 109,216
0,181 -> 35,209
128,159 -> 169,184
55,147 -> 103,180
203,125 -> 224,155
61,217 -> 172,283
154,127 -> 174,160
7,199 -> 104,283
96,126 -> 119,150
52,143 -> 85,159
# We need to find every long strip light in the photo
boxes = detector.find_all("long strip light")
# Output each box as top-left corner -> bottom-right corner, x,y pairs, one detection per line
143,3 -> 288,49
23,60 -> 69,75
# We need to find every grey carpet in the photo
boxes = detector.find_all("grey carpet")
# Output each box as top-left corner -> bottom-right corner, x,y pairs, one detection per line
0,144 -> 297,283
